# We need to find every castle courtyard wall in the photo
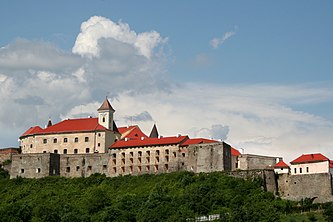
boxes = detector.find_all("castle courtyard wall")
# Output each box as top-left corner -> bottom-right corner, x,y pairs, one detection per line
238,154 -> 281,170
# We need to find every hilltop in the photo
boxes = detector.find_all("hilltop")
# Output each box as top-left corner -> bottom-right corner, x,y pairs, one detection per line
0,169 -> 332,221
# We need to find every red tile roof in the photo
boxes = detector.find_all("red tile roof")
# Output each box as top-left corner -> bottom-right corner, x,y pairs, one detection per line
110,135 -> 189,149
290,153 -> 329,164
330,160 -> 333,169
20,118 -> 107,138
180,138 -> 218,146
117,125 -> 148,140
231,147 -> 241,156
274,160 -> 289,168
21,126 -> 43,137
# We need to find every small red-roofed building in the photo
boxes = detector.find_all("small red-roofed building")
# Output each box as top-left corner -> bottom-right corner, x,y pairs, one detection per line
290,153 -> 330,175
274,160 -> 289,174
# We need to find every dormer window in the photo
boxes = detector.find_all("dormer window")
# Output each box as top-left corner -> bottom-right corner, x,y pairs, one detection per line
102,117 -> 105,122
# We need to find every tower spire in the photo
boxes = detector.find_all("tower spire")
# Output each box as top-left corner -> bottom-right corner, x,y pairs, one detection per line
149,124 -> 159,138
97,97 -> 115,130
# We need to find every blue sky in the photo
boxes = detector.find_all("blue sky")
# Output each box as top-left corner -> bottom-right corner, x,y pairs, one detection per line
0,0 -> 332,161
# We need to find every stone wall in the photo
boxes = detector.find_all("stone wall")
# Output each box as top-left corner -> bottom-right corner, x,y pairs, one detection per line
10,153 -> 60,179
277,173 -> 333,203
238,154 -> 281,170
187,142 -> 231,173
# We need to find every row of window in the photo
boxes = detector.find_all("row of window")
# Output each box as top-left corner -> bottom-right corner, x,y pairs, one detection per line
44,148 -> 96,154
43,136 -> 91,144
112,150 -> 186,158
294,167 -> 309,174
65,164 -> 170,174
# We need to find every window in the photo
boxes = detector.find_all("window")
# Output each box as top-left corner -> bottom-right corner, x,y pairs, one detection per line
122,159 -> 125,164
146,166 -> 150,171
112,153 -> 116,158
154,165 -> 159,172
138,166 -> 142,172
138,151 -> 142,157
53,138 -> 57,143
130,158 -> 133,164
306,167 -> 309,173
294,168 -> 297,174
85,137 -> 89,142
182,153 -> 186,157
76,166 -> 80,171
130,152 -> 133,157
74,149 -> 78,154
156,157 -> 159,162
121,152 -> 125,158
30,144 -> 33,148
103,165 -> 107,170
156,150 -> 160,155
21,169 -> 24,173
113,159 -> 117,165
87,166 -> 92,171
54,149 -> 58,154
36,168 -> 41,173
43,151 -> 47,153
63,149 -> 67,154
165,164 -> 169,170
86,148 -> 90,153
64,138 -> 68,143
146,151 -> 150,156
299,168 -> 302,174
165,156 -> 169,162
98,133 -> 101,137
74,137 -> 79,143
146,157 -> 150,163
121,167 -> 125,173
43,139 -> 47,144
98,143 -> 101,147
113,167 -> 117,173
138,157 -> 141,163
102,117 -> 105,122
66,167 -> 70,173
173,152 -> 177,158
165,149 -> 169,155
130,166 -> 133,173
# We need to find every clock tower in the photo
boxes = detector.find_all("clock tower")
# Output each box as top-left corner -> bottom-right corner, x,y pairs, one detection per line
97,97 -> 115,130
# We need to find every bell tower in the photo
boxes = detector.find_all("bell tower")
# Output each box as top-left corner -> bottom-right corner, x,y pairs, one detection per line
97,97 -> 115,130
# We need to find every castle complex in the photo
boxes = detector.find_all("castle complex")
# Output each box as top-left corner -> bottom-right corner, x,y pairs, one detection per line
11,98 -> 232,178
2,98 -> 333,203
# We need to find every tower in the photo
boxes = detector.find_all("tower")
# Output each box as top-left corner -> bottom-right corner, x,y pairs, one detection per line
97,97 -> 115,130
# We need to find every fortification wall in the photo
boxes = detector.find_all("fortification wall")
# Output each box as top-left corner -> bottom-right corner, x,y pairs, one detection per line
187,142 -> 231,173
238,154 -> 281,170
278,173 -> 333,203
10,153 -> 60,179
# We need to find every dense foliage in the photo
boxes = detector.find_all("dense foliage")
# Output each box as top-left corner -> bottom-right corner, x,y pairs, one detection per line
0,169 -> 330,221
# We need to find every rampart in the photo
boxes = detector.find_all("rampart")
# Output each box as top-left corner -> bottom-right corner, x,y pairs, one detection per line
277,173 -> 333,203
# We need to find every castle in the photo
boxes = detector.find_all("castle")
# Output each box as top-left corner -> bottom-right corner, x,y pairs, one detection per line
11,98 -> 233,178
3,98 -> 333,203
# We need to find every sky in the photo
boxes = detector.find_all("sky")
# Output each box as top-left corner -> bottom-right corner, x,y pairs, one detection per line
0,0 -> 332,162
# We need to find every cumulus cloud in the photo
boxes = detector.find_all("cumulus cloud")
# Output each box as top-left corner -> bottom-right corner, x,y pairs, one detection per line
0,16 -> 168,146
210,27 -> 237,49
72,16 -> 166,59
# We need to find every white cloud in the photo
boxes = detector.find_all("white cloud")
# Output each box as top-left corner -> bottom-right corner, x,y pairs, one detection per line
210,27 -> 237,49
72,16 -> 166,59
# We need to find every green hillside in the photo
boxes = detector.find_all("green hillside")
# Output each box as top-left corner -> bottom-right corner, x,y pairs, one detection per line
0,169 -> 332,222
